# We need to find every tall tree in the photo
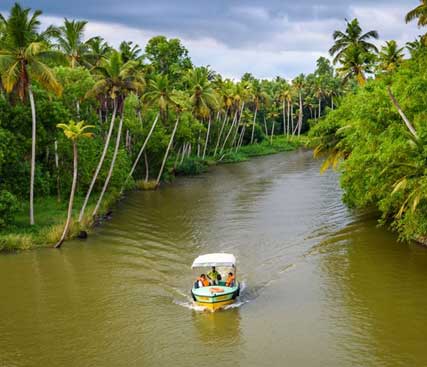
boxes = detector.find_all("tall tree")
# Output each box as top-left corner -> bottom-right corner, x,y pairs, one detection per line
54,18 -> 91,68
329,18 -> 379,64
378,40 -> 405,73
55,120 -> 93,248
79,51 -> 144,221
0,3 -> 62,225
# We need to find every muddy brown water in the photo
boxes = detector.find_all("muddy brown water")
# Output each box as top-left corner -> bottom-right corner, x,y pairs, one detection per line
2,150 -> 427,367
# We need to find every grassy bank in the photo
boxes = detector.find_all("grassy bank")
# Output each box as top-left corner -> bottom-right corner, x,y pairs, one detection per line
0,136 -> 307,252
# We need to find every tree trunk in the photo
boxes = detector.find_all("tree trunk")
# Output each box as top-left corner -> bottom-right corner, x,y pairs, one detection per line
28,86 -> 36,225
55,141 -> 78,248
78,100 -> 118,222
287,100 -> 291,136
54,139 -> 61,202
180,143 -> 188,164
282,101 -> 286,136
331,95 -> 334,110
237,123 -> 246,150
144,151 -> 149,182
197,129 -> 201,157
203,115 -> 211,159
214,111 -> 228,156
387,86 -> 418,138
264,115 -> 269,137
291,104 -> 295,136
156,116 -> 180,186
231,103 -> 245,148
298,92 -> 303,136
122,113 -> 159,191
318,98 -> 321,119
270,120 -> 275,144
250,107 -> 258,144
92,106 -> 124,217
76,100 -> 80,119
220,110 -> 238,155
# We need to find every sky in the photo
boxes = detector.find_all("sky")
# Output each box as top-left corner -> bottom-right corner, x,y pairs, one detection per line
1,0 -> 423,79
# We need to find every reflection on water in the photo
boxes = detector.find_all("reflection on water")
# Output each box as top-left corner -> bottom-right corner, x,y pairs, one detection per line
1,150 -> 427,367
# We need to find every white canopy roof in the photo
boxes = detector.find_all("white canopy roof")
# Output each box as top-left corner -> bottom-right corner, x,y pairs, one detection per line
191,253 -> 236,268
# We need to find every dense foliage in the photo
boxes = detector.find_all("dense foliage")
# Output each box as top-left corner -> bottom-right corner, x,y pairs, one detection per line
311,47 -> 427,241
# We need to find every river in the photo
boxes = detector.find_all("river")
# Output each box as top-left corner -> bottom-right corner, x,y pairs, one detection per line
1,150 -> 427,367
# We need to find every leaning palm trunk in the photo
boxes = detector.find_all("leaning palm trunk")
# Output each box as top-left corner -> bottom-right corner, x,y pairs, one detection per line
237,123 -> 246,151
282,101 -> 286,136
121,113 -> 159,193
78,100 -> 118,222
231,103 -> 245,148
214,112 -> 228,156
55,141 -> 78,248
291,104 -> 295,136
250,107 -> 258,144
298,92 -> 303,136
28,86 -> 36,225
263,116 -> 269,137
156,116 -> 180,186
270,120 -> 276,144
220,110 -> 238,155
287,100 -> 291,135
54,139 -> 60,202
203,116 -> 212,159
387,86 -> 417,138
92,109 -> 125,217
144,151 -> 149,182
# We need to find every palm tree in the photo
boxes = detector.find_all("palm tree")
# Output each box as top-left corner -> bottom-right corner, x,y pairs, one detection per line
292,74 -> 305,136
86,36 -> 111,68
144,74 -> 173,123
119,41 -> 142,63
79,51 -> 144,221
336,45 -> 373,86
378,40 -> 405,73
53,18 -> 91,69
155,90 -> 189,185
329,18 -> 379,64
185,67 -> 218,157
55,120 -> 93,248
0,3 -> 62,225
405,1 -> 427,27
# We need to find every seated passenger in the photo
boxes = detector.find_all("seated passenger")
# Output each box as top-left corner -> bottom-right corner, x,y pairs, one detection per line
195,274 -> 210,288
207,266 -> 221,285
226,272 -> 235,287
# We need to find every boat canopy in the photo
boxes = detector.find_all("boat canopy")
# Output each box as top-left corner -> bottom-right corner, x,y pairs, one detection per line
191,253 -> 236,268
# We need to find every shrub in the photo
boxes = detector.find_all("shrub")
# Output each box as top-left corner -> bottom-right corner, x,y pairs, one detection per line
0,190 -> 19,228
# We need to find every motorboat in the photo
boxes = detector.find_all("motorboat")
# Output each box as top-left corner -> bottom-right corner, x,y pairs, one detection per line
191,253 -> 240,311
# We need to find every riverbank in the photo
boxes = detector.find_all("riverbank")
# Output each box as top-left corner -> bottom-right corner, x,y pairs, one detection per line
0,136 -> 307,252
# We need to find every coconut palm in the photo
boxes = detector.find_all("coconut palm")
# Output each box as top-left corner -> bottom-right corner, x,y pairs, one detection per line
185,67 -> 219,157
144,74 -> 174,123
53,18 -> 91,68
329,18 -> 379,64
156,90 -> 189,185
55,120 -> 93,248
405,1 -> 427,27
119,41 -> 142,63
0,3 -> 62,225
336,45 -> 373,86
378,40 -> 405,73
79,51 -> 144,221
86,36 -> 111,68
292,74 -> 305,136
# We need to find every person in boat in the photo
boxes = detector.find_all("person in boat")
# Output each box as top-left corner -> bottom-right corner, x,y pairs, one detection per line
207,266 -> 221,285
226,272 -> 235,287
195,274 -> 210,288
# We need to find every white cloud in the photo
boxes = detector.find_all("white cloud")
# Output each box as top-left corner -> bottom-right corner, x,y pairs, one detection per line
37,2 -> 423,81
